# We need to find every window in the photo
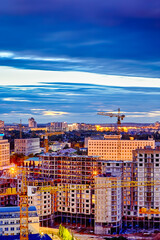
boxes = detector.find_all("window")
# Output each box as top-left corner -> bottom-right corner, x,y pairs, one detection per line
11,227 -> 14,231
5,228 -> 8,231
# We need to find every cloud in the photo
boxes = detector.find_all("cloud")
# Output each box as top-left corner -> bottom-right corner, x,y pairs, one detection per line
2,111 -> 31,116
43,111 -> 69,116
2,97 -> 31,102
126,111 -> 160,118
0,52 -> 14,58
0,51 -> 82,63
31,108 -> 45,111
1,66 -> 160,88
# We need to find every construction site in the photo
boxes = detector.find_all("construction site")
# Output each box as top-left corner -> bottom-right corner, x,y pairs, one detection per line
1,109 -> 160,240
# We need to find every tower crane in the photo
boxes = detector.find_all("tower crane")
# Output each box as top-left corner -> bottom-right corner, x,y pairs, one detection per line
13,120 -> 23,139
97,108 -> 125,161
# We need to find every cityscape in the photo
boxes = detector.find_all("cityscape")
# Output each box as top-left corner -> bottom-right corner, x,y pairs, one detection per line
0,0 -> 160,240
0,115 -> 160,240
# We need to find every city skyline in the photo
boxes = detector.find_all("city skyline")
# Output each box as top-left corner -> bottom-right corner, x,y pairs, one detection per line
0,0 -> 160,123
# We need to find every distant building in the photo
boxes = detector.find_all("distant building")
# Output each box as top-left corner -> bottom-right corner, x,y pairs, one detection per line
0,120 -> 4,129
68,123 -> 79,131
49,142 -> 71,152
28,118 -> 37,128
0,138 -> 10,167
14,138 -> 40,156
50,122 -> 68,132
0,206 -> 39,236
88,136 -> 155,161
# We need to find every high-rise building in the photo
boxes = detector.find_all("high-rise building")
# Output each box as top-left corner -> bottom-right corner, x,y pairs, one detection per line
40,154 -> 102,228
28,118 -> 37,128
95,173 -> 122,234
0,138 -> 10,167
88,136 -> 155,161
131,147 -> 160,230
14,138 -> 40,156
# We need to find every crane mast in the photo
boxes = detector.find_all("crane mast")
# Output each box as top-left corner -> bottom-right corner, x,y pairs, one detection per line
97,108 -> 125,161
19,167 -> 29,240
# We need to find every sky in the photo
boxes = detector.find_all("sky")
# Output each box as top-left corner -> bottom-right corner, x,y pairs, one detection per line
0,0 -> 160,123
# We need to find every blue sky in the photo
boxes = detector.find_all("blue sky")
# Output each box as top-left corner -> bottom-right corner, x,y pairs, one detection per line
0,0 -> 160,123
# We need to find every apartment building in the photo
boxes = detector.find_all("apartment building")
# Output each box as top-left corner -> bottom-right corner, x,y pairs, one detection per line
14,138 -> 40,156
0,139 -> 10,167
0,206 -> 39,236
49,122 -> 68,132
88,136 -> 155,160
27,183 -> 53,227
28,118 -> 37,128
95,173 -> 122,234
131,147 -> 160,230
40,154 -> 102,228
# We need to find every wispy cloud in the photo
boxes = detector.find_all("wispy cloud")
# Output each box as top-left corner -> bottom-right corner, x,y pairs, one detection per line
2,97 -> 31,102
2,111 -> 31,116
126,111 -> 160,118
43,111 -> 69,116
0,51 -> 82,63
31,108 -> 45,111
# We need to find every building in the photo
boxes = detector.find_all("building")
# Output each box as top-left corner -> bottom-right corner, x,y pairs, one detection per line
0,121 -> 4,129
49,142 -> 71,152
0,206 -> 39,236
0,138 -> 10,167
27,182 -> 54,227
28,118 -> 37,128
95,173 -> 122,234
14,138 -> 40,156
68,123 -> 79,131
88,136 -> 155,161
50,122 -> 68,132
40,154 -> 102,228
0,177 -> 18,207
130,147 -> 160,230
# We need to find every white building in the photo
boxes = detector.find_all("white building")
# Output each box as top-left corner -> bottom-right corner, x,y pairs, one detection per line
27,185 -> 53,226
88,136 -> 155,161
0,138 -> 10,167
28,118 -> 37,128
0,206 -> 39,236
134,148 -> 160,221
95,174 -> 122,234
14,138 -> 40,156
49,142 -> 71,152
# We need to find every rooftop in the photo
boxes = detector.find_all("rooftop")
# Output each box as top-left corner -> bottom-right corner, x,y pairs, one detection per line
24,157 -> 40,162
0,206 -> 37,213
0,234 -> 52,240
